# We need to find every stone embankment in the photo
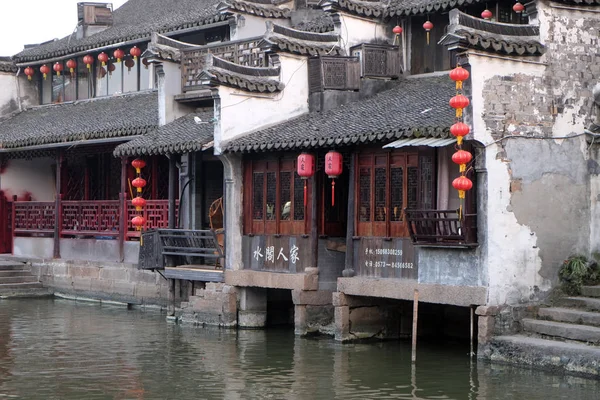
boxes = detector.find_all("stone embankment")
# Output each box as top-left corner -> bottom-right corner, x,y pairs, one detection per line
483,286 -> 600,378
0,260 -> 50,298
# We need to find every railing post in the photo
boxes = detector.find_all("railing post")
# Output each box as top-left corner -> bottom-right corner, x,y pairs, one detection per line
54,151 -> 63,259
119,156 -> 127,262
11,197 -> 16,255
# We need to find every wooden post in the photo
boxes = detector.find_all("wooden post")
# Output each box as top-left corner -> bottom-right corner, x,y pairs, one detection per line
310,174 -> 318,270
167,278 -> 175,316
470,306 -> 474,357
11,195 -> 16,255
118,157 -> 127,262
168,156 -> 177,229
343,153 -> 356,277
53,152 -> 63,259
411,289 -> 419,363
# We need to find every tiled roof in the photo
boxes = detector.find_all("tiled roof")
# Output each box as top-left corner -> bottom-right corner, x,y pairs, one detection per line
292,11 -> 336,33
387,0 -> 486,16
224,74 -> 454,152
321,0 -> 387,18
219,0 -> 292,18
0,91 -> 158,150
13,0 -> 229,64
114,112 -> 214,156
261,22 -> 342,56
0,57 -> 16,73
199,55 -> 285,92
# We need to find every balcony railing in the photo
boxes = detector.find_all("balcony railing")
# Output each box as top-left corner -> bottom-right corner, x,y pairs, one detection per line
181,37 -> 267,92
308,56 -> 360,93
405,209 -> 477,247
350,43 -> 402,79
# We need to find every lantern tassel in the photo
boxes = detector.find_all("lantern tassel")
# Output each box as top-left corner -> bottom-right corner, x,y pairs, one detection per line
460,163 -> 466,173
27,76 -> 32,81
426,31 -> 430,45
303,180 -> 307,207
331,180 -> 335,206
456,80 -> 462,90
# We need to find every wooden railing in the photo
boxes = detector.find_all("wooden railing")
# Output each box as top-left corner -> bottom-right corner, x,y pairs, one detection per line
405,209 -> 477,247
181,37 -> 267,92
308,56 -> 360,93
350,43 -> 402,79
12,199 -> 177,240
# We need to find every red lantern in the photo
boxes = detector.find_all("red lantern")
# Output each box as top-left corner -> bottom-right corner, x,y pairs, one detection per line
132,177 -> 147,194
449,66 -> 469,84
325,151 -> 343,206
114,48 -> 124,63
130,46 -> 142,60
423,20 -> 433,45
40,64 -> 50,80
125,58 -> 135,72
450,94 -> 470,110
452,176 -> 473,199
481,9 -> 493,20
83,54 -> 94,70
513,2 -> 524,13
450,122 -> 470,144
297,153 -> 315,207
66,59 -> 77,74
131,215 -> 146,229
142,58 -> 150,69
107,62 -> 116,75
132,196 -> 147,211
131,159 -> 146,173
53,62 -> 63,76
393,25 -> 403,35
98,52 -> 109,66
24,66 -> 34,81
452,150 -> 473,172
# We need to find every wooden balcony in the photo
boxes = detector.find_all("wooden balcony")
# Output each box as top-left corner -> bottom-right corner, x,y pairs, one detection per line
308,56 -> 360,93
405,209 -> 477,248
350,43 -> 402,79
181,37 -> 267,93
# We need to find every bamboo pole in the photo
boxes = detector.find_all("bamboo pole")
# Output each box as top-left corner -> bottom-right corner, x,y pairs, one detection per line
411,289 -> 419,364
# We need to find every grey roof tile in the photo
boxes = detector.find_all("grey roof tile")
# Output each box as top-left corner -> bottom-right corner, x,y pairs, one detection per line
0,91 -> 158,150
13,0 -> 228,63
0,57 -> 16,73
114,112 -> 214,156
224,74 -> 455,152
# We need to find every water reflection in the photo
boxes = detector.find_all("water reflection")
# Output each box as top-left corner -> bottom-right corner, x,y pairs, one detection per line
0,299 -> 598,399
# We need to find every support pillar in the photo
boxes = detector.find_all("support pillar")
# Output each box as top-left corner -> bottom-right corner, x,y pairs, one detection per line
238,287 -> 267,328
118,156 -> 127,262
53,151 -> 63,259
218,153 -> 243,271
342,153 -> 356,277
168,155 -> 177,229
306,174 -> 318,277
179,153 -> 191,229
292,289 -> 334,336
333,292 -> 350,341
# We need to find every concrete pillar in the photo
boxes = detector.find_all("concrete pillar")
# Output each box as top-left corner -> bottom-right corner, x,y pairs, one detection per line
333,292 -> 350,341
475,305 -> 499,345
238,287 -> 267,328
292,289 -> 334,336
219,153 -> 243,271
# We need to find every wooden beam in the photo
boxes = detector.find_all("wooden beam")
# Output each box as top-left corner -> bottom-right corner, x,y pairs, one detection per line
53,151 -> 63,259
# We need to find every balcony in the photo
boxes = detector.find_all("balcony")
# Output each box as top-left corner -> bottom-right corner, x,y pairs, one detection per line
308,56 -> 360,93
350,43 -> 402,79
405,209 -> 477,248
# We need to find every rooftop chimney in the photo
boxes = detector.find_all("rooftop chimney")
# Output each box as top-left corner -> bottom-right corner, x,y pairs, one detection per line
76,2 -> 114,39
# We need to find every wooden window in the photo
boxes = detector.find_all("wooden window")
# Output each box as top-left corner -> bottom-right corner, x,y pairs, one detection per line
244,158 -> 310,235
356,150 -> 434,238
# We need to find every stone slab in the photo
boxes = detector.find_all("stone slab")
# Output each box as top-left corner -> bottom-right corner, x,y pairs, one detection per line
337,277 -> 487,307
484,335 -> 600,378
522,318 -> 600,344
225,270 -> 318,291
560,297 -> 600,311
582,286 -> 600,298
291,290 -> 333,305
538,307 -> 600,327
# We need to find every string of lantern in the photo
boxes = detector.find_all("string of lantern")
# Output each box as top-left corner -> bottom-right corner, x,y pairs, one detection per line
449,65 -> 473,221
296,151 -> 343,208
131,159 -> 147,233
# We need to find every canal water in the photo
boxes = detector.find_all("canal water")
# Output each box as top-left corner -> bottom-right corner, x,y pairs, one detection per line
0,299 -> 598,399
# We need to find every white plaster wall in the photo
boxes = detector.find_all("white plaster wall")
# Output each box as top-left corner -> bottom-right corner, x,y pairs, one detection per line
0,72 -> 19,118
1,158 -> 55,201
215,53 -> 309,152
232,15 -> 290,40
470,55 -> 550,305
338,13 -> 391,53
161,61 -> 188,125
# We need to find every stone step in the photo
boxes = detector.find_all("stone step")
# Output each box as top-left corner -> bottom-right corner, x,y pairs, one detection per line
0,263 -> 27,271
522,318 -> 600,344
0,282 -> 43,290
0,287 -> 52,298
0,276 -> 38,284
488,335 -> 600,378
0,270 -> 31,277
538,307 -> 600,327
582,286 -> 600,298
558,296 -> 600,312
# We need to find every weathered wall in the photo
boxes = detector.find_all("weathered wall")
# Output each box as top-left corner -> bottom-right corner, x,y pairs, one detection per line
1,157 -> 55,201
0,72 -> 19,117
232,15 -> 290,40
470,4 -> 599,305
338,13 -> 391,52
216,53 -> 309,149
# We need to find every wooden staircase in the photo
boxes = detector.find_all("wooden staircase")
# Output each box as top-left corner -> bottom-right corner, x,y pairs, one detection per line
0,260 -> 49,298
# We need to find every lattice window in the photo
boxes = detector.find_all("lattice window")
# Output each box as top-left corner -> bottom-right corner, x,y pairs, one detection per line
407,167 -> 418,210
253,172 -> 264,220
419,155 -> 434,210
322,60 -> 347,89
391,167 -> 403,222
293,174 -> 304,221
266,172 -> 277,220
375,167 -> 387,222
280,171 -> 291,221
364,49 -> 387,76
359,167 -> 371,222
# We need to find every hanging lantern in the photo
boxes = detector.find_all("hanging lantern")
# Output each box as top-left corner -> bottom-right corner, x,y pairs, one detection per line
452,150 -> 473,173
98,52 -> 109,66
449,66 -> 470,90
393,25 -> 403,35
142,58 -> 150,69
107,62 -> 116,75
132,196 -> 147,211
114,48 -> 125,63
66,59 -> 77,74
513,2 -> 524,13
450,122 -> 470,145
325,151 -> 343,206
125,58 -> 135,72
297,153 -> 315,207
452,176 -> 473,199
131,159 -> 146,173
40,64 -> 50,80
450,94 -> 470,118
130,46 -> 142,60
423,20 -> 433,45
132,177 -> 147,194
53,62 -> 63,77
97,66 -> 107,79
481,9 -> 493,20
24,66 -> 34,81
131,215 -> 146,229
83,54 -> 94,70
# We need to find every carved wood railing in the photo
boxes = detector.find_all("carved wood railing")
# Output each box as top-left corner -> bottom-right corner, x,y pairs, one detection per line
62,200 -> 120,237
308,56 -> 360,93
350,43 -> 402,79
181,37 -> 267,92
12,202 -> 56,236
126,200 -> 179,238
405,209 -> 477,247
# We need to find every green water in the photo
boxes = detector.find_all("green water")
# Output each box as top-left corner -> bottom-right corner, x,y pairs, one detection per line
0,298 -> 598,399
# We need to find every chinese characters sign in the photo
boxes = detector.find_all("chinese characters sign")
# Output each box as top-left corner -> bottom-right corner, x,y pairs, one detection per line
355,238 -> 417,279
244,235 -> 309,273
